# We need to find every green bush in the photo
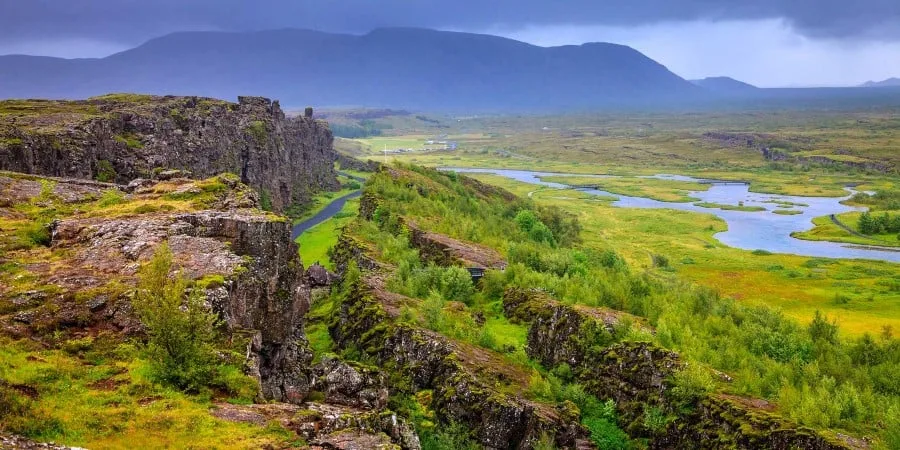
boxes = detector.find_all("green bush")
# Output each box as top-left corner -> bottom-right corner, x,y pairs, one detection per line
808,311 -> 839,344
132,243 -> 220,391
652,254 -> 670,268
441,266 -> 475,304
669,364 -> 715,408
259,189 -> 273,211
95,159 -> 117,182
213,365 -> 259,404
246,120 -> 268,143
420,421 -> 480,450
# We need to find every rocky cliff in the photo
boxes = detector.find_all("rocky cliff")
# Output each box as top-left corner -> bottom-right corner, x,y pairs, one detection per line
503,288 -> 856,450
0,172 -> 312,402
0,94 -> 339,211
0,171 -> 424,448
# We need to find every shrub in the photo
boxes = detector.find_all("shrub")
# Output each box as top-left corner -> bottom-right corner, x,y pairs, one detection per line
808,311 -> 839,344
641,406 -> 671,434
420,421 -> 480,450
514,210 -> 539,232
885,405 -> 900,450
421,291 -> 446,332
652,254 -> 670,268
259,190 -> 273,211
583,416 -> 629,450
246,120 -> 268,143
19,222 -> 51,248
529,221 -> 556,246
132,243 -> 220,391
441,267 -> 475,304
669,364 -> 715,408
214,365 -> 259,404
95,159 -> 117,182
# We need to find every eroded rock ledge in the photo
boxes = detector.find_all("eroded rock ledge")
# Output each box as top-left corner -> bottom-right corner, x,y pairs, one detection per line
328,274 -> 594,450
0,95 -> 339,210
503,288 -> 856,450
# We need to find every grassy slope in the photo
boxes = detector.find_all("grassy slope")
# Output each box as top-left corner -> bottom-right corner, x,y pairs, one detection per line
0,337 -> 295,449
343,165 -> 900,444
467,173 -> 900,336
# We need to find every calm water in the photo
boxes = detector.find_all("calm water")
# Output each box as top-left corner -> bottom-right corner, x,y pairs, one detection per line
444,168 -> 900,263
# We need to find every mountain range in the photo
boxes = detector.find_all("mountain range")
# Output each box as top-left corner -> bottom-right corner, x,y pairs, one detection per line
0,28 -> 705,110
2,28 -> 899,111
861,78 -> 900,88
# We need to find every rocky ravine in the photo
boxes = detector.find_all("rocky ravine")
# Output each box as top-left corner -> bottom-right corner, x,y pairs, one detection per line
0,94 -> 338,211
0,172 -> 416,448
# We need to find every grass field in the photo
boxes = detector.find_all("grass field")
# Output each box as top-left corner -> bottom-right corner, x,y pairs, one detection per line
295,198 -> 359,269
538,175 -> 708,202
332,110 -> 900,334
694,202 -> 767,212
465,173 -> 900,336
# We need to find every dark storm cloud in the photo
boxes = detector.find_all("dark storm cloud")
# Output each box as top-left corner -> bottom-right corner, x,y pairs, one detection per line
1,0 -> 898,46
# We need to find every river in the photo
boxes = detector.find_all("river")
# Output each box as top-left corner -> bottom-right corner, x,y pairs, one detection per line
444,168 -> 900,263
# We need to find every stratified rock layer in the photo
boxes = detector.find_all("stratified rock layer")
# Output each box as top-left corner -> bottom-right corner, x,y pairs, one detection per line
0,95 -> 338,210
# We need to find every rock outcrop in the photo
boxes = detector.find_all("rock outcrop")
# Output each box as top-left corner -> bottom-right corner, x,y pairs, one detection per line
502,288 -> 854,450
0,174 -> 313,404
327,264 -> 594,450
210,401 -> 420,450
406,220 -> 507,270
0,95 -> 339,210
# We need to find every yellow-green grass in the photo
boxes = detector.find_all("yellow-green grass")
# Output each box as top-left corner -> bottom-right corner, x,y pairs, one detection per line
465,173 -> 900,337
295,198 -> 359,270
793,212 -> 900,248
389,147 -> 898,199
354,135 -> 433,154
694,202 -> 767,212
773,209 -> 803,215
0,336 -> 298,449
538,175 -> 708,202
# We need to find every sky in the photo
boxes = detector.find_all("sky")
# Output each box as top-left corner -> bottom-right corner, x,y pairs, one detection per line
0,0 -> 898,87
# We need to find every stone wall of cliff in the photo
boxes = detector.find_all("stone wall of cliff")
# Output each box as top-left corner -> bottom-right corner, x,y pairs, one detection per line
502,288 -> 853,450
0,95 -> 339,210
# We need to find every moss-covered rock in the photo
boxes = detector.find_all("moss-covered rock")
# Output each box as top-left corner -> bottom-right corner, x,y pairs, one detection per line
0,95 -> 339,211
503,288 -> 853,449
330,277 -> 593,450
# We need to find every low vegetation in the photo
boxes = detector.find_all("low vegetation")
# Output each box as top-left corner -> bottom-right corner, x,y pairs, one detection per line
308,164 -> 900,446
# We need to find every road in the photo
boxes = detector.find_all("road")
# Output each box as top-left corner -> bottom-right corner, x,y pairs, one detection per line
290,171 -> 368,240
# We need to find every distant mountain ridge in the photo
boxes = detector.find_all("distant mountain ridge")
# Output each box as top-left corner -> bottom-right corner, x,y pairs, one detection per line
690,76 -> 758,94
0,28 -> 703,111
861,78 -> 900,87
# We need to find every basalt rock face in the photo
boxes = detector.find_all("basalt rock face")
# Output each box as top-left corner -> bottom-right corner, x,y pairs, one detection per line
502,288 -> 852,450
0,175 -> 314,405
175,211 -> 314,403
0,95 -> 339,211
329,275 -> 593,450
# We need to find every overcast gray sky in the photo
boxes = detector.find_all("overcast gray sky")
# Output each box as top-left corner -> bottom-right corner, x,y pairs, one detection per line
1,0 -> 898,87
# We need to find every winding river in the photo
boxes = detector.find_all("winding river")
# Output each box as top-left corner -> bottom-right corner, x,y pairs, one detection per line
444,168 -> 900,263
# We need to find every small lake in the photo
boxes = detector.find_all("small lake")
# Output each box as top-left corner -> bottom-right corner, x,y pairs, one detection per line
444,168 -> 900,263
